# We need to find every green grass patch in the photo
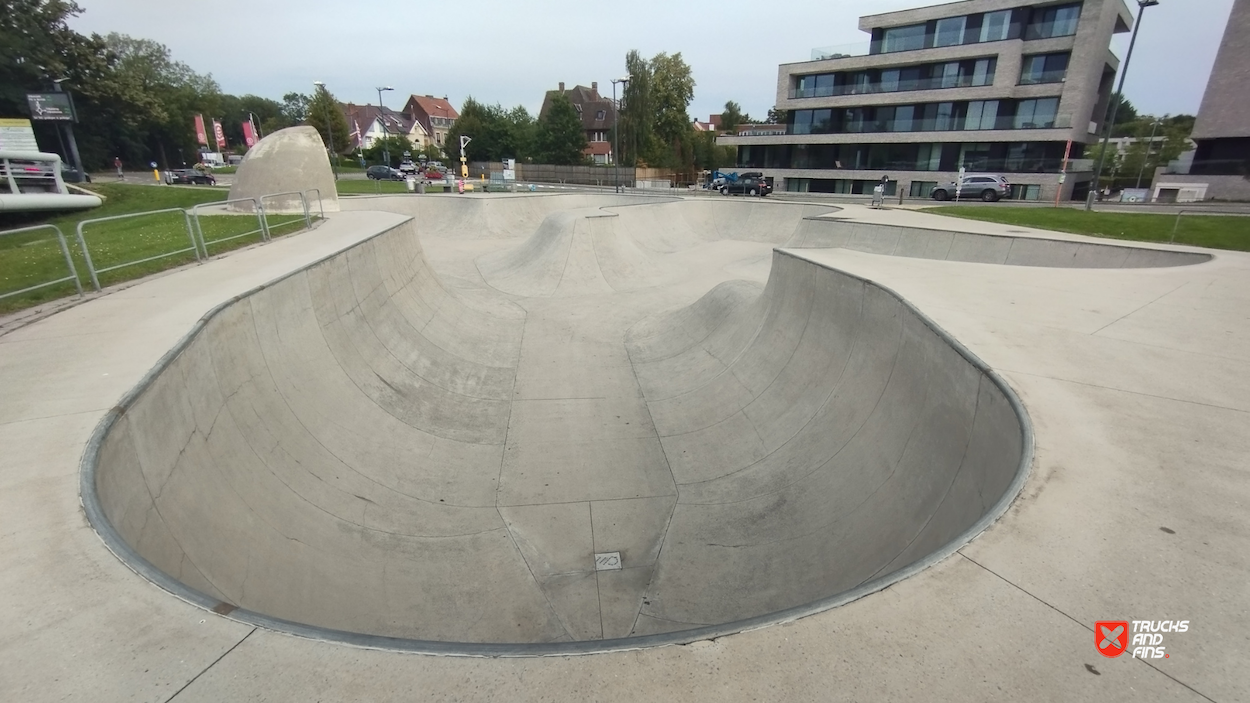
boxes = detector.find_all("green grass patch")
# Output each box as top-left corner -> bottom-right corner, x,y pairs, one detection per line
336,180 -> 447,195
923,206 -> 1250,252
0,183 -> 316,315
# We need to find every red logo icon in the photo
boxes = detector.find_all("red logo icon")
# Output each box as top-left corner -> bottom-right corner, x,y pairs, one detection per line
1096,621 -> 1130,658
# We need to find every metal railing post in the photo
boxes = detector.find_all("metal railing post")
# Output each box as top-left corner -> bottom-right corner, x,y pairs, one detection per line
299,192 -> 312,230
190,208 -> 208,259
75,220 -> 102,291
254,198 -> 269,241
184,209 -> 202,262
0,224 -> 84,301
1170,210 -> 1187,244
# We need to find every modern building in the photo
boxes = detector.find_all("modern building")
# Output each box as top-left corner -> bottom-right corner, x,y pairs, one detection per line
1153,0 -> 1249,202
402,95 -> 459,152
718,0 -> 1135,200
540,82 -> 617,164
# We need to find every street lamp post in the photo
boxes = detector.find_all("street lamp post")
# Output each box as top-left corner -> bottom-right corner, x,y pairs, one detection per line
376,85 -> 394,166
610,77 -> 628,193
1087,0 -> 1159,210
312,81 -> 339,180
1135,118 -> 1162,189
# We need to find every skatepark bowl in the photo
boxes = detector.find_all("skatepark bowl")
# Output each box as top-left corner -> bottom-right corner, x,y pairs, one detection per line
82,195 -> 1211,655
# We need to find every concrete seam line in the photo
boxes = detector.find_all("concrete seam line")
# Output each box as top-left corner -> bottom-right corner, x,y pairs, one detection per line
78,208 -> 1034,658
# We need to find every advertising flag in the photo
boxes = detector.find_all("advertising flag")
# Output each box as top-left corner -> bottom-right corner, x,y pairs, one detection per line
242,120 -> 257,148
212,119 -> 226,149
351,118 -> 362,149
194,114 -> 208,146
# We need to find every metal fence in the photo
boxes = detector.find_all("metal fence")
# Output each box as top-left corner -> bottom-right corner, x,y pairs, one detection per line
190,197 -> 269,257
0,224 -> 83,302
1170,209 -> 1250,244
75,208 -> 201,291
0,188 -> 323,306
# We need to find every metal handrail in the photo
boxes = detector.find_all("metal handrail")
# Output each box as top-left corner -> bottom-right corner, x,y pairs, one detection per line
76,208 -> 200,291
304,188 -> 325,220
0,224 -> 83,301
259,190 -> 312,233
1171,209 -> 1250,244
189,197 -> 268,258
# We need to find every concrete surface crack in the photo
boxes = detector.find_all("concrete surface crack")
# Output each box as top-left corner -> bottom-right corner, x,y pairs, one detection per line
163,627 -> 256,702
958,552 -> 1216,703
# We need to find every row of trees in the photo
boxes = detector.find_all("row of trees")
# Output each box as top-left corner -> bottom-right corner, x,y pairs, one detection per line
442,95 -> 589,166
1090,96 -> 1196,189
1,0 -> 320,169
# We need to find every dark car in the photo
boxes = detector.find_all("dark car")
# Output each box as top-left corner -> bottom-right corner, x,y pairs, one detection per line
931,174 -> 1011,202
167,169 -> 216,185
720,176 -> 772,197
367,165 -> 404,180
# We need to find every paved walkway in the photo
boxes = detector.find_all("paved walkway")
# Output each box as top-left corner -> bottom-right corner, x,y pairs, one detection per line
1,197 -> 1245,701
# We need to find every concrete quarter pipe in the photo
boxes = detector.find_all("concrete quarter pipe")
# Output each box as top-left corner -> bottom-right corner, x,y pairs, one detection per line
82,196 -> 1203,654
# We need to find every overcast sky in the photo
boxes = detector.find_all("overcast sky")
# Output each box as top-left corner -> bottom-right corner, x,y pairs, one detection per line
68,0 -> 1234,122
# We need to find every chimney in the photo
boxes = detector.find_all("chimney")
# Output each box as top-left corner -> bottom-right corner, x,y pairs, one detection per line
592,81 -> 598,93
559,82 -> 565,92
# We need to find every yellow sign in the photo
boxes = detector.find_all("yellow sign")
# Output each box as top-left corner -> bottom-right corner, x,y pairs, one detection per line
0,117 -> 39,151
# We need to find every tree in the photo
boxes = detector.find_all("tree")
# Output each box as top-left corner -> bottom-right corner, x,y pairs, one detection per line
766,107 -> 788,125
619,50 -> 654,167
444,98 -> 535,163
534,93 -> 587,165
650,52 -> 696,169
307,85 -> 350,154
720,101 -> 749,133
362,134 -> 413,167
281,92 -> 310,124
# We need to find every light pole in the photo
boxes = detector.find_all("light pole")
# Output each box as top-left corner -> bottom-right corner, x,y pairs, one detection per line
376,85 -> 394,166
610,77 -> 628,193
1135,118 -> 1162,189
312,81 -> 339,180
1087,0 -> 1159,210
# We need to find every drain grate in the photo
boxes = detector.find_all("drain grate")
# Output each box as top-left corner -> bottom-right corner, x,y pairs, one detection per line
594,552 -> 622,571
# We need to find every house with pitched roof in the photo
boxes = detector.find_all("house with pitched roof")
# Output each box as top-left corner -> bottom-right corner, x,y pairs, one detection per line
539,82 -> 617,164
402,95 -> 459,153
342,103 -> 429,153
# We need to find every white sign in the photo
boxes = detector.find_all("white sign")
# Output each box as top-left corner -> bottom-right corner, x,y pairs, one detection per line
0,118 -> 39,151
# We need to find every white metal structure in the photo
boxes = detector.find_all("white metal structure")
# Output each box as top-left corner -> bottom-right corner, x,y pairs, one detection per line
0,151 -> 101,212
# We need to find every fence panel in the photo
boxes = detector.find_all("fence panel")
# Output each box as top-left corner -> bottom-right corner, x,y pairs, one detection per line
0,224 -> 83,306
259,190 -> 312,238
75,208 -> 200,291
190,197 -> 268,257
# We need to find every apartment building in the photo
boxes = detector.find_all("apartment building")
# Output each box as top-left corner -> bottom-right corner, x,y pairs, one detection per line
718,0 -> 1134,200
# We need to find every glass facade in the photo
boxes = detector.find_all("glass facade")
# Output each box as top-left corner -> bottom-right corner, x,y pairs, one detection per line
738,141 -> 1076,173
791,58 -> 997,98
787,97 -> 1061,135
869,3 -> 1082,54
1025,3 -> 1082,40
1020,53 -> 1071,85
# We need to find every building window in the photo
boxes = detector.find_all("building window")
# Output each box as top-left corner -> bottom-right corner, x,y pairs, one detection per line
1020,53 -> 1071,84
1010,184 -> 1042,200
1026,3 -> 1082,40
596,110 -> 606,120
980,10 -> 1012,42
965,100 -> 1000,130
934,17 -> 967,47
1014,98 -> 1060,128
910,181 -> 938,197
882,23 -> 927,52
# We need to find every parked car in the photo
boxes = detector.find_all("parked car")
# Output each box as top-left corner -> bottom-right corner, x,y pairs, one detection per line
166,169 -> 216,185
366,165 -> 404,180
720,176 -> 772,197
931,175 -> 1011,202
398,158 -> 417,174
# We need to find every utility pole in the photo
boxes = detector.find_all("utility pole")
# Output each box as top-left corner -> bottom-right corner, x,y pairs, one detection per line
611,77 -> 628,193
376,85 -> 394,166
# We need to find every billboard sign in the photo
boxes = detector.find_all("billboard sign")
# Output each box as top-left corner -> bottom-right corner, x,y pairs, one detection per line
0,118 -> 39,151
26,92 -> 75,122
242,120 -> 257,148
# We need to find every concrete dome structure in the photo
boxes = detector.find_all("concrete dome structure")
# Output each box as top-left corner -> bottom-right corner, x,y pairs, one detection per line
228,125 -> 339,213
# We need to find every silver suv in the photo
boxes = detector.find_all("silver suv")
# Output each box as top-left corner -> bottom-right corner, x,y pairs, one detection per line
931,175 -> 1011,202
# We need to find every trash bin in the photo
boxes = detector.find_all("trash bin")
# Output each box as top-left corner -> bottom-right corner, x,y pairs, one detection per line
406,176 -> 416,193
417,181 -> 426,194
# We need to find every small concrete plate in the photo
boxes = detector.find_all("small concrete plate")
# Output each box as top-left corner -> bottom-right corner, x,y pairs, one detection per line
594,552 -> 622,571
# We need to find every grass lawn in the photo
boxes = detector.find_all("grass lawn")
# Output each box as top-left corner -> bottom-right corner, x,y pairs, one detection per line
0,183 -> 312,315
336,180 -> 447,195
923,206 -> 1250,252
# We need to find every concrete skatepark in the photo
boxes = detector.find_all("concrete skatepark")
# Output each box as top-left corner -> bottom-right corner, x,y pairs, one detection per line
1,192 -> 1247,699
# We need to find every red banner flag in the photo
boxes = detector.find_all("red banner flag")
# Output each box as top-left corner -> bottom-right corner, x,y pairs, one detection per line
242,120 -> 257,148
212,119 -> 226,149
194,114 -> 208,146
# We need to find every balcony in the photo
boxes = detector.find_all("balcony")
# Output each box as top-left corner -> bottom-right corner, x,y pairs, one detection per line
790,74 -> 995,99
809,42 -> 871,61
787,114 -> 1072,136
